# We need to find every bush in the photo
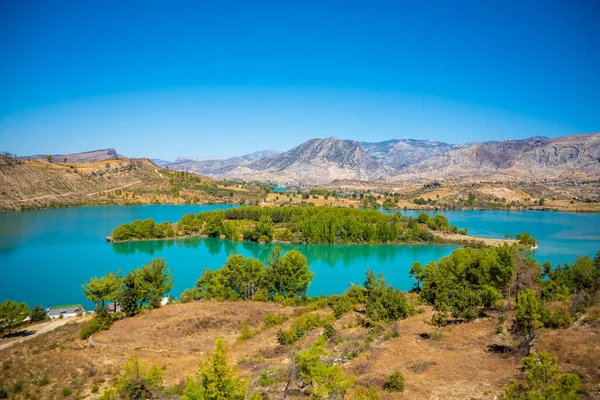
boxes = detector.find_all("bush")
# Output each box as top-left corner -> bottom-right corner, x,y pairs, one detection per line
262,313 -> 286,328
80,309 -> 113,340
61,387 -> 72,398
384,370 -> 405,392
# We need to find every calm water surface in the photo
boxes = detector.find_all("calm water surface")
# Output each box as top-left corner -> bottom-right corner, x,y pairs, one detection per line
1,205 -> 598,309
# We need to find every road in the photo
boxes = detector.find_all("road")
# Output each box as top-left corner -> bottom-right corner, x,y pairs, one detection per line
0,318 -> 73,351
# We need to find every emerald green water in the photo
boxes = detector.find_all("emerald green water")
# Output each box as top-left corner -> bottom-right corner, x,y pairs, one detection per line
1,205 -> 598,309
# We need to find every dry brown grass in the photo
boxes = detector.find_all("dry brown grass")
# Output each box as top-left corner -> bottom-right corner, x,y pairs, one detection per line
1,302 -> 599,399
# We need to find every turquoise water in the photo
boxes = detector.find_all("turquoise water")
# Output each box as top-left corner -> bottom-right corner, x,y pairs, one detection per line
1,205 -> 598,309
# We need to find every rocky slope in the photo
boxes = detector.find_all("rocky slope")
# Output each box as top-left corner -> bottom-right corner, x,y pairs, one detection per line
390,133 -> 600,181
169,149 -> 281,176
221,137 -> 392,184
359,139 -> 458,169
19,148 -> 124,163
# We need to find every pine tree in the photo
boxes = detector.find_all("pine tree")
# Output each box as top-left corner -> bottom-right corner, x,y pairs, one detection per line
182,338 -> 248,400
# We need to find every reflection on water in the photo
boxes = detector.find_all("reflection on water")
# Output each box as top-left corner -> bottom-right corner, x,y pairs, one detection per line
113,237 -> 452,269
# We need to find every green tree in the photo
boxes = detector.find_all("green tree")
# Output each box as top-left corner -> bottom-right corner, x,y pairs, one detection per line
296,336 -> 354,399
82,272 -> 122,308
363,270 -> 410,322
29,305 -> 49,322
115,356 -> 163,399
0,300 -> 29,334
46,155 -> 52,162
136,258 -> 173,308
513,289 -> 542,355
120,273 -> 141,317
182,338 -> 248,400
265,248 -> 314,298
502,352 -> 580,400
409,262 -> 425,291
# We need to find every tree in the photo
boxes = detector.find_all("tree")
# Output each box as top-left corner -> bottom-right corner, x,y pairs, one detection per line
63,157 -> 67,163
295,336 -> 354,399
363,270 -> 410,322
503,352 -> 580,400
29,305 -> 49,322
115,356 -> 163,399
513,289 -> 542,355
46,155 -> 52,162
266,248 -> 314,298
182,338 -> 248,400
136,258 -> 173,308
409,262 -> 425,291
0,300 -> 29,334
82,272 -> 122,308
120,273 -> 141,317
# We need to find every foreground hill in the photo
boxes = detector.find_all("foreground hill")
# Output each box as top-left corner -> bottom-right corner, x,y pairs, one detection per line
18,148 -> 123,163
0,300 -> 597,399
0,155 -> 260,211
391,133 -> 600,182
221,137 -> 392,184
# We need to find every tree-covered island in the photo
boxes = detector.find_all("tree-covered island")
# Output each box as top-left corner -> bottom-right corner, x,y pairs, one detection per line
108,205 -> 533,247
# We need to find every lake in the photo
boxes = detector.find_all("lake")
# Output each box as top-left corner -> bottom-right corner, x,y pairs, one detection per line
1,205 -> 598,309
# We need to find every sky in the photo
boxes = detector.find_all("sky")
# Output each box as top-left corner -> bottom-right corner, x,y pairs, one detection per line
1,0 -> 599,160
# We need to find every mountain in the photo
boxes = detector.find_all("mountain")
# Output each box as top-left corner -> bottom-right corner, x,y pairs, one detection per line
19,148 -> 124,163
359,139 -> 459,169
389,133 -> 600,181
168,149 -> 281,176
151,158 -> 171,167
220,137 -> 392,184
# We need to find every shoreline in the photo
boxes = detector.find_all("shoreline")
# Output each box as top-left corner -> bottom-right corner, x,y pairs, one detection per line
107,230 -> 520,248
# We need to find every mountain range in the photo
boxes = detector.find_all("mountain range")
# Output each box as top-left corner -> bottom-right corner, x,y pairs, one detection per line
166,133 -> 600,184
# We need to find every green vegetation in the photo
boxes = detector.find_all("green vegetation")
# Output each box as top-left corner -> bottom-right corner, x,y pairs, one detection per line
502,351 -> 580,400
0,300 -> 29,335
384,370 -> 406,393
111,218 -> 175,241
181,248 -> 313,302
182,338 -> 250,400
295,336 -> 354,398
112,206 -> 475,245
80,258 -> 173,339
29,305 -> 49,322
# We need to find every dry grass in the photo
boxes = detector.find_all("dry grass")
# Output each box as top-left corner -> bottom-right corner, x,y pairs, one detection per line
1,302 -> 599,399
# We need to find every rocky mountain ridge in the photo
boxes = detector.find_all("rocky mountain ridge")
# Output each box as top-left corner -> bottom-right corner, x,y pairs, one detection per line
18,148 -> 123,163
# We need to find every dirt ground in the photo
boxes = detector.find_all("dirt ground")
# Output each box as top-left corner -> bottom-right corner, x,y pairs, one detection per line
0,302 -> 598,399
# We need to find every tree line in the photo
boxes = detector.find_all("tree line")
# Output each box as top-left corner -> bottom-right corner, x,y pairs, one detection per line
111,206 -> 470,245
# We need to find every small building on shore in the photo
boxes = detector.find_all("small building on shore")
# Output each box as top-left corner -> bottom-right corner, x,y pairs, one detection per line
47,304 -> 85,319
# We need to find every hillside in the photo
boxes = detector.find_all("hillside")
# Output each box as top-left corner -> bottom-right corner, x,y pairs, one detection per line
391,133 -> 600,182
18,148 -> 124,163
359,139 -> 458,169
168,149 -> 281,176
220,137 -> 392,184
167,133 -> 600,186
0,300 -> 598,399
0,156 -> 262,211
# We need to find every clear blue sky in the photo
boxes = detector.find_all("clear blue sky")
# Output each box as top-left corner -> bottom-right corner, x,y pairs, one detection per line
1,0 -> 598,160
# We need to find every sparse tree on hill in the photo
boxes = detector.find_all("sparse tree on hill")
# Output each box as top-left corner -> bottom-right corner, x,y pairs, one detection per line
63,157 -> 67,163
513,289 -> 542,355
46,155 -> 52,163
0,300 -> 29,334
182,338 -> 248,400
29,305 -> 49,322
136,258 -> 173,308
409,261 -> 425,291
120,273 -> 141,317
82,271 -> 122,308
502,351 -> 580,400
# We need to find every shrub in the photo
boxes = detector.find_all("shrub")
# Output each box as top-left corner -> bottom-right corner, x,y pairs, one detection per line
262,313 -> 286,328
61,387 -> 72,398
384,370 -> 405,392
80,314 -> 113,340
115,357 -> 163,399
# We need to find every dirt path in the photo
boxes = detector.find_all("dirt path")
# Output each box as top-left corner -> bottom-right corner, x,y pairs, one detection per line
0,319 -> 73,351
17,180 -> 142,202
432,231 -> 519,246
85,180 -> 142,196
